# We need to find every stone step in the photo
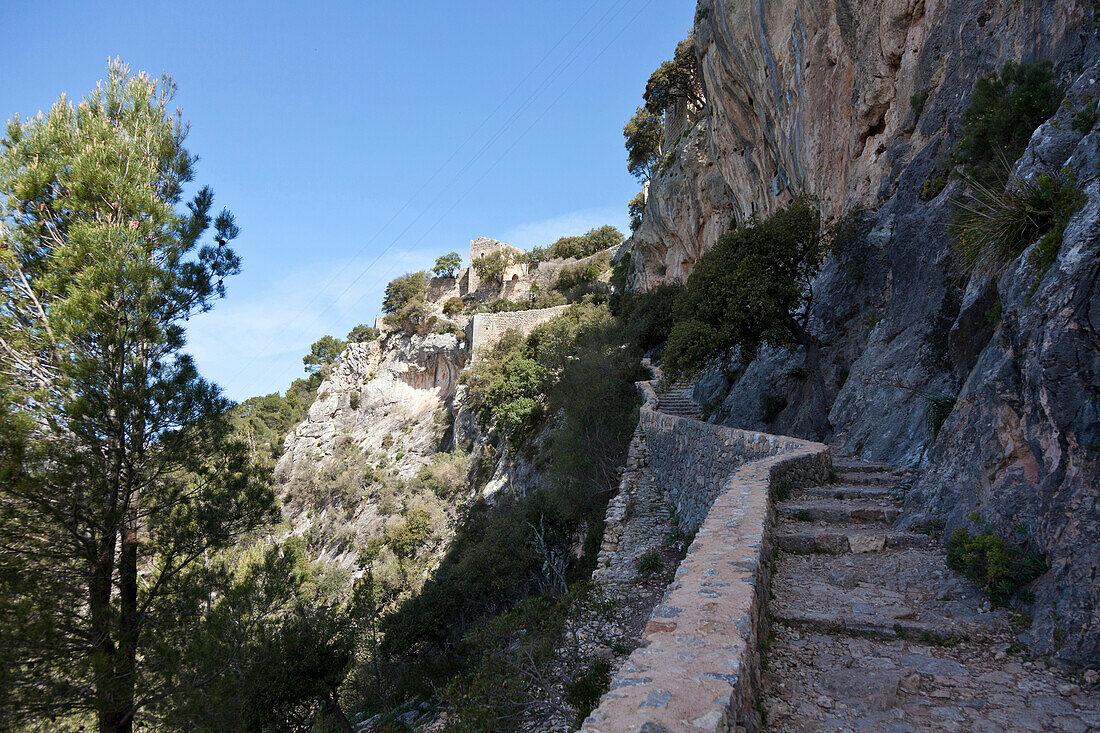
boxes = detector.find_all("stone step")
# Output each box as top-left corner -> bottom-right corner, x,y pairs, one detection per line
773,608 -> 992,643
776,526 -> 933,554
770,548 -> 1004,642
777,499 -> 900,524
831,458 -> 898,473
797,485 -> 903,501
836,470 -> 902,486
658,406 -> 701,416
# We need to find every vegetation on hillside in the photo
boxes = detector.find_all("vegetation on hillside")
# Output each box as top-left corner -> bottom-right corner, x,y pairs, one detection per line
643,34 -> 703,115
432,251 -> 462,278
364,301 -> 644,728
624,105 -> 662,181
954,61 -> 1063,186
472,249 -> 513,286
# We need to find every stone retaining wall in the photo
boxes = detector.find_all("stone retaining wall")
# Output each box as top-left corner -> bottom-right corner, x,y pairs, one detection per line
466,305 -> 570,357
583,372 -> 830,733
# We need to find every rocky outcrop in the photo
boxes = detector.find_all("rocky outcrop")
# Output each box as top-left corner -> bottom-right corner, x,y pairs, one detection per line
901,69 -> 1100,664
628,116 -> 738,290
628,0 -> 1099,662
275,333 -> 467,565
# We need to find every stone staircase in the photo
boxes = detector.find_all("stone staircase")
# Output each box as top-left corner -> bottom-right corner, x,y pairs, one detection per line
762,458 -> 1100,731
654,383 -> 701,418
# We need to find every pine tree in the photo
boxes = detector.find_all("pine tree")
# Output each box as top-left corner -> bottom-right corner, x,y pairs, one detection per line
0,60 -> 277,732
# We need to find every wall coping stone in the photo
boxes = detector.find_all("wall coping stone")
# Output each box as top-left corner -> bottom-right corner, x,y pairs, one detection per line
581,361 -> 831,732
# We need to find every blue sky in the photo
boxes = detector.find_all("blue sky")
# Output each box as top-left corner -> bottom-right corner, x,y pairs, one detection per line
0,0 -> 695,400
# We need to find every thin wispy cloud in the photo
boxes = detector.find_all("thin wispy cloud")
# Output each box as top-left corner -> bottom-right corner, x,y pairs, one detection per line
186,248 -> 438,401
501,207 -> 627,250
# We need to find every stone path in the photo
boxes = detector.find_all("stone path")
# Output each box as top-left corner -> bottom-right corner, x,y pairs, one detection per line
655,382 -> 701,418
763,459 -> 1100,732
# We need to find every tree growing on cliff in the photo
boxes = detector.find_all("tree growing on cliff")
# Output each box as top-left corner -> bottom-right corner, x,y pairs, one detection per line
432,252 -> 462,278
303,334 -> 346,372
624,106 -> 662,181
0,61 -> 277,731
644,35 -> 704,115
628,191 -> 646,233
471,250 -> 512,286
383,271 -> 429,314
663,197 -> 833,435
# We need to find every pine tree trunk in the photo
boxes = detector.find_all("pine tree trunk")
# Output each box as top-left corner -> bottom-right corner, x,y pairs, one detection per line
91,538 -> 118,733
112,520 -> 139,733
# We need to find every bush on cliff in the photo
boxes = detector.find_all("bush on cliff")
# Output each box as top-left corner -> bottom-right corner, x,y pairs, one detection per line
611,283 -> 683,353
946,527 -> 1046,606
547,225 -> 624,260
433,251 -> 463,278
462,330 -> 548,447
383,271 -> 430,314
644,34 -> 704,115
952,166 -> 1084,272
955,61 -> 1063,186
472,250 -> 512,286
624,105 -> 662,181
629,191 -> 646,232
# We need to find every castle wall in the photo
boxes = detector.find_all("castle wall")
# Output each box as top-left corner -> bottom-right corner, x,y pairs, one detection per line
466,305 -> 570,357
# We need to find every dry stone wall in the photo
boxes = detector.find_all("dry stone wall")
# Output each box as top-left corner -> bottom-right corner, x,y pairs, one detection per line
466,304 -> 570,357
584,371 -> 830,732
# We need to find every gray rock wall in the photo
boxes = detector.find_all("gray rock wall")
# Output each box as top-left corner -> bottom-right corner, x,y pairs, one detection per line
627,0 -> 1098,663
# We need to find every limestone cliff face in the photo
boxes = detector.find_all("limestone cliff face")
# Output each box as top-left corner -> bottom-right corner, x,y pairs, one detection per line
629,117 -> 737,290
630,0 -> 1099,661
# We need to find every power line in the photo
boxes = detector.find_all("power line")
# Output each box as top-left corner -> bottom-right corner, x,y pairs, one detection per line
224,0 -> 633,390
233,0 -> 653,394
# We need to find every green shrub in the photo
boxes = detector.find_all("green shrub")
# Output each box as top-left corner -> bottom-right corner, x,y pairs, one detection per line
921,174 -> 948,201
555,253 -> 610,292
528,289 -> 567,309
925,392 -> 957,438
461,330 -> 547,447
564,658 -> 612,723
349,392 -> 361,410
410,451 -> 469,499
347,323 -> 379,343
628,191 -> 646,232
636,550 -> 663,576
624,106 -> 662,181
946,528 -> 1046,605
956,61 -> 1063,185
663,197 -> 824,382
442,296 -> 465,316
383,271 -> 430,315
432,252 -> 462,278
1072,103 -> 1097,133
611,283 -> 683,352
547,226 -> 624,260
952,167 -> 1085,271
910,90 -> 928,119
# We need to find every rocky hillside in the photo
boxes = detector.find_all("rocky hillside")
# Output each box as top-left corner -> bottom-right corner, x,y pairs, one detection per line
627,0 -> 1099,663
275,333 -> 467,568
